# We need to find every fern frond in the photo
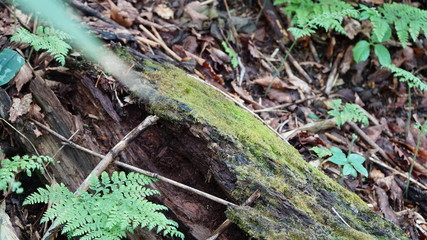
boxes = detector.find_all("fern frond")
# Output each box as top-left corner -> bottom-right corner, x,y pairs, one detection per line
277,0 -> 357,37
1,155 -> 53,194
328,99 -> 369,127
24,171 -> 183,239
384,64 -> 427,91
10,26 -> 72,65
377,3 -> 427,47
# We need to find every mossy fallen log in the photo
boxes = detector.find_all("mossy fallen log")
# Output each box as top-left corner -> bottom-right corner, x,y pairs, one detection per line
125,58 -> 407,239
0,54 -> 406,239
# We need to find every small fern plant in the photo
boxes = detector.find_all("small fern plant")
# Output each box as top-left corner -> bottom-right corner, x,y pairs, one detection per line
10,26 -> 72,66
24,171 -> 184,240
274,0 -> 359,39
0,154 -> 53,195
328,99 -> 368,127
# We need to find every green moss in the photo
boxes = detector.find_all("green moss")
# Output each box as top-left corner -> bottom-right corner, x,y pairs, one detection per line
124,59 -> 406,239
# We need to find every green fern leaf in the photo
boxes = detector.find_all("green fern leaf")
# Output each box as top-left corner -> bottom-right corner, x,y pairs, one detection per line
10,26 -> 72,65
24,171 -> 183,239
1,155 -> 53,194
384,64 -> 427,91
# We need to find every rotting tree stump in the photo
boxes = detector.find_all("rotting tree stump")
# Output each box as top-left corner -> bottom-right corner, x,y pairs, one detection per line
0,53 -> 407,239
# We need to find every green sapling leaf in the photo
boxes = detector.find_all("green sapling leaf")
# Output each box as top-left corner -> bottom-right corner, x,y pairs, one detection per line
310,147 -> 332,158
348,153 -> 365,165
328,147 -> 347,165
343,164 -> 356,177
374,44 -> 391,66
352,163 -> 369,176
353,40 -> 370,63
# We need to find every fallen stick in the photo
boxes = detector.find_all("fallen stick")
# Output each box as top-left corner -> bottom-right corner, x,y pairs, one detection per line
114,161 -> 238,207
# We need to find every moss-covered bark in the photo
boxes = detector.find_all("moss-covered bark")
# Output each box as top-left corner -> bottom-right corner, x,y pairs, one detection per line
126,57 -> 406,239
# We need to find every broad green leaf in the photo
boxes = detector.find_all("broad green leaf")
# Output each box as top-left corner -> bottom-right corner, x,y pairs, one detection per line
348,153 -> 365,165
310,147 -> 332,158
342,164 -> 356,177
353,40 -> 370,63
352,163 -> 369,177
374,44 -> 391,66
328,147 -> 347,165
0,48 -> 25,86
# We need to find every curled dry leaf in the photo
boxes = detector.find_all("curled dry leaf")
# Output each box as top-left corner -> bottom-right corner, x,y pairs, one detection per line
9,93 -> 32,122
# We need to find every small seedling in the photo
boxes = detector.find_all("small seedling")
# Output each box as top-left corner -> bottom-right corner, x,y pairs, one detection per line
328,99 -> 369,127
311,135 -> 368,178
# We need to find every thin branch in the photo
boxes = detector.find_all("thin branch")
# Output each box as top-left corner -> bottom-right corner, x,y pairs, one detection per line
115,161 -> 238,207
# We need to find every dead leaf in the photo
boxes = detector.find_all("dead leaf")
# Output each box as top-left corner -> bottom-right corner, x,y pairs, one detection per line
184,1 -> 209,27
344,18 -> 361,40
108,0 -> 138,27
33,126 -> 43,138
9,93 -> 32,122
364,125 -> 383,142
340,46 -> 353,74
287,75 -> 311,93
12,62 -> 33,93
231,82 -> 264,110
207,47 -> 230,65
182,36 -> 198,54
28,103 -> 44,122
370,169 -> 385,180
253,76 -> 296,89
154,3 -> 174,20
267,89 -> 293,103
248,41 -> 261,58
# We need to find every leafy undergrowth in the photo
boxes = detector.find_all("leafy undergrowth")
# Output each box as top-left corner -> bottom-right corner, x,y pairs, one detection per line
1,0 -> 427,239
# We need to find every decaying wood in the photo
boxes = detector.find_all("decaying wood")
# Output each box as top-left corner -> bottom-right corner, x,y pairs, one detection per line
0,51 -> 408,239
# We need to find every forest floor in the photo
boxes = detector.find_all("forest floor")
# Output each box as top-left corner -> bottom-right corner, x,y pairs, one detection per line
1,0 -> 427,239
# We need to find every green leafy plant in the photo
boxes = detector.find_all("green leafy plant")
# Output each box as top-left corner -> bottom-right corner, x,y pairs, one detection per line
221,41 -> 238,68
0,154 -> 53,194
354,3 -> 427,66
24,171 -> 183,240
311,135 -> 368,178
328,99 -> 369,127
10,26 -> 72,66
